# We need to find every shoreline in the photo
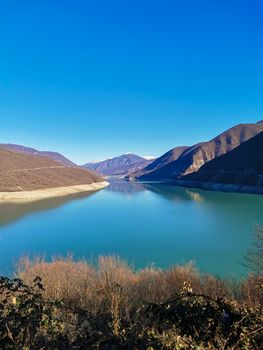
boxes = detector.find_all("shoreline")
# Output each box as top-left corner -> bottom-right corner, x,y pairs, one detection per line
167,179 -> 263,195
0,181 -> 109,203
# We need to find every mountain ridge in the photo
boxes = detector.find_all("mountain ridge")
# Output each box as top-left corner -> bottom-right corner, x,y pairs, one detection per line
182,131 -> 263,187
0,147 -> 105,192
83,153 -> 155,177
0,144 -> 76,167
136,122 -> 263,181
126,146 -> 189,179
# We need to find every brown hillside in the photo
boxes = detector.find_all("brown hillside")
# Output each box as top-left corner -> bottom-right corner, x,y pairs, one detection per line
127,146 -> 188,179
138,122 -> 263,180
0,148 -> 103,192
0,143 -> 77,167
183,131 -> 263,187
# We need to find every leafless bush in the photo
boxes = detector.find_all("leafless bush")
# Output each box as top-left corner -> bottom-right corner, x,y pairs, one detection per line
2,255 -> 259,349
16,255 -> 262,316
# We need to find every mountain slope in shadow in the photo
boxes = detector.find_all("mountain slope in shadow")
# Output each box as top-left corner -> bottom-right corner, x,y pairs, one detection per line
137,122 -> 263,181
183,131 -> 263,187
127,146 -> 189,179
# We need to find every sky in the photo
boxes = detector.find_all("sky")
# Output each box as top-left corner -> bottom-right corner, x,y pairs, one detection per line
0,0 -> 263,164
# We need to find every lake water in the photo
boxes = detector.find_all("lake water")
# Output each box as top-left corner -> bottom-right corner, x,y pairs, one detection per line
0,180 -> 262,278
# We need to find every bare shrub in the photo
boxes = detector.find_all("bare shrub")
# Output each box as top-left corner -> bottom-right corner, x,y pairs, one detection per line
241,274 -> 263,308
17,255 -> 96,308
17,257 -> 209,313
4,255 -> 262,349
16,255 -> 263,313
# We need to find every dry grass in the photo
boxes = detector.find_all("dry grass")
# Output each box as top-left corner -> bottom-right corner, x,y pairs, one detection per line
0,255 -> 258,349
16,255 -> 262,317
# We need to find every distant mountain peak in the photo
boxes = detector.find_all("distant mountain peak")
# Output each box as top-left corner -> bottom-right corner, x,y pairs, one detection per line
83,153 -> 154,177
142,155 -> 156,160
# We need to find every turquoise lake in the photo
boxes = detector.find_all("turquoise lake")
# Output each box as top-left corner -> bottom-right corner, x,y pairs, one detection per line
0,180 -> 262,278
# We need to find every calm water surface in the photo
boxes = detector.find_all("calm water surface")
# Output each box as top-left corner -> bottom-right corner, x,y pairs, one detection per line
0,181 -> 262,278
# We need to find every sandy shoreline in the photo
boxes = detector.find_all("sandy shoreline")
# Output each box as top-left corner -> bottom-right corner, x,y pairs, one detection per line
0,181 -> 109,203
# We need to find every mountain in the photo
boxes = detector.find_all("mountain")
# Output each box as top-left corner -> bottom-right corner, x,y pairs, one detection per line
0,144 -> 76,167
136,122 -> 263,181
182,131 -> 263,187
83,154 -> 154,177
126,146 -> 189,179
0,147 -> 104,192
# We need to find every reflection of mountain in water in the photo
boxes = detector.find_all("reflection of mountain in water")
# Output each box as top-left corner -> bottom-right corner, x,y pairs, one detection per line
0,191 -> 97,227
105,180 -> 147,194
2,180 -> 263,228
105,180 -> 206,201
112,181 -> 263,213
143,183 -> 205,202
143,183 -> 263,220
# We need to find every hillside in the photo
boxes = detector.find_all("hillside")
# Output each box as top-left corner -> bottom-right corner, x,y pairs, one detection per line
0,147 -> 104,192
83,153 -> 154,176
182,131 -> 263,187
137,122 -> 263,180
0,144 -> 76,167
126,146 -> 188,179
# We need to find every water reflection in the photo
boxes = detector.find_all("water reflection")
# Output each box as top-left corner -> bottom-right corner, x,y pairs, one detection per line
1,180 -> 263,228
106,180 -> 147,194
142,182 -> 263,207
106,180 -> 208,203
143,183 -> 206,202
1,180 -> 263,278
0,181 -> 199,228
0,191 -> 97,227
106,181 -> 263,222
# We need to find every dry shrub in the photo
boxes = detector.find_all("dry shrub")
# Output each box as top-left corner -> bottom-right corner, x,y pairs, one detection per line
17,256 -> 96,308
241,273 -> 263,308
16,257 -> 206,311
162,262 -> 201,296
93,256 -> 137,323
16,255 -> 263,315
131,262 -> 199,305
4,255 -> 262,349
200,274 -> 235,299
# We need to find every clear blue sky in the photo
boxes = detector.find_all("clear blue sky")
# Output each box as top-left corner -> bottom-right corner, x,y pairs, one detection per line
0,0 -> 262,163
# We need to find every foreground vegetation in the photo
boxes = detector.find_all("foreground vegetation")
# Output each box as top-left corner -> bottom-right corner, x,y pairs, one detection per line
0,226 -> 262,349
0,253 -> 262,349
